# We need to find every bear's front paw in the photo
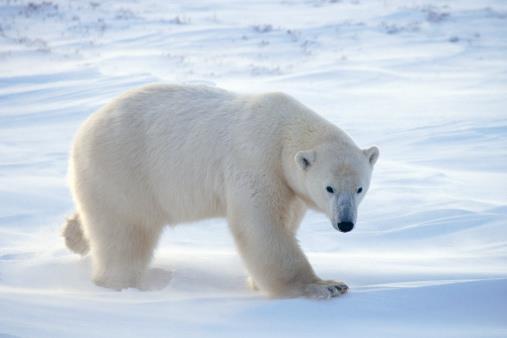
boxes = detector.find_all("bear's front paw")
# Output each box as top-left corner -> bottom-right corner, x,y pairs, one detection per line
303,280 -> 349,299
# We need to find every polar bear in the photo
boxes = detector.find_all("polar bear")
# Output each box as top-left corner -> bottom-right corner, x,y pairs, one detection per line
62,84 -> 379,299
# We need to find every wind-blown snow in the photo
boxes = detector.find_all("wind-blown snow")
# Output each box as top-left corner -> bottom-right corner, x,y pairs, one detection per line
0,1 -> 506,337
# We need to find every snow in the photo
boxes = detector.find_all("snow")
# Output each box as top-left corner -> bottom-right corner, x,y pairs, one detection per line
1,0 -> 506,337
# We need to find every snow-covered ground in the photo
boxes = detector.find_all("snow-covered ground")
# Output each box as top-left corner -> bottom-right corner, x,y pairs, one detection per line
1,0 -> 506,337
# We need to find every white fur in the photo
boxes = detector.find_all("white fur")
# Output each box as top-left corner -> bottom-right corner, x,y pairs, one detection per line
63,84 -> 378,298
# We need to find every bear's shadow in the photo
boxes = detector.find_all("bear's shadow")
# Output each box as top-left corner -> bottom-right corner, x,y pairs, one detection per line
141,268 -> 174,291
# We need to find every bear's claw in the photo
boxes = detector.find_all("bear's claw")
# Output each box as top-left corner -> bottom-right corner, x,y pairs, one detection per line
304,280 -> 349,299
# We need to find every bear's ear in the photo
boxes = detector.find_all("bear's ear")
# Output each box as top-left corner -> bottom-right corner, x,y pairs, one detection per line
363,146 -> 379,166
295,150 -> 316,170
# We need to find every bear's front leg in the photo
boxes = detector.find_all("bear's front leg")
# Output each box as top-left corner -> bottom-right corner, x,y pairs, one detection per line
227,186 -> 347,299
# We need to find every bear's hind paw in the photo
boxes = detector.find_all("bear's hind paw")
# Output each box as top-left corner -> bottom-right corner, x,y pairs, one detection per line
246,276 -> 259,291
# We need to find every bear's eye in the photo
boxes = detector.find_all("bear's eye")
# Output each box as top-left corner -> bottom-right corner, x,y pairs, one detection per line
326,186 -> 335,194
357,187 -> 363,194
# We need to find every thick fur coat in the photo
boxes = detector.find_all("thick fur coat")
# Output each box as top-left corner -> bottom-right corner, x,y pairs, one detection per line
63,84 -> 379,299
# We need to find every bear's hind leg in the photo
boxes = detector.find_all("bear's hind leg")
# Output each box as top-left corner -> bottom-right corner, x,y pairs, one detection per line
85,215 -> 163,290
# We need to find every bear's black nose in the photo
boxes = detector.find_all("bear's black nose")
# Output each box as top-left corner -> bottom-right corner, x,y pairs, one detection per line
337,222 -> 354,233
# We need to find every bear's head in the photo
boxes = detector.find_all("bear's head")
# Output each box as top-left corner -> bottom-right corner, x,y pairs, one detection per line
294,143 -> 379,233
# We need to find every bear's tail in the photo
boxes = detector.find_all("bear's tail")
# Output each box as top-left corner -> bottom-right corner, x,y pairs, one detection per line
62,212 -> 89,255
